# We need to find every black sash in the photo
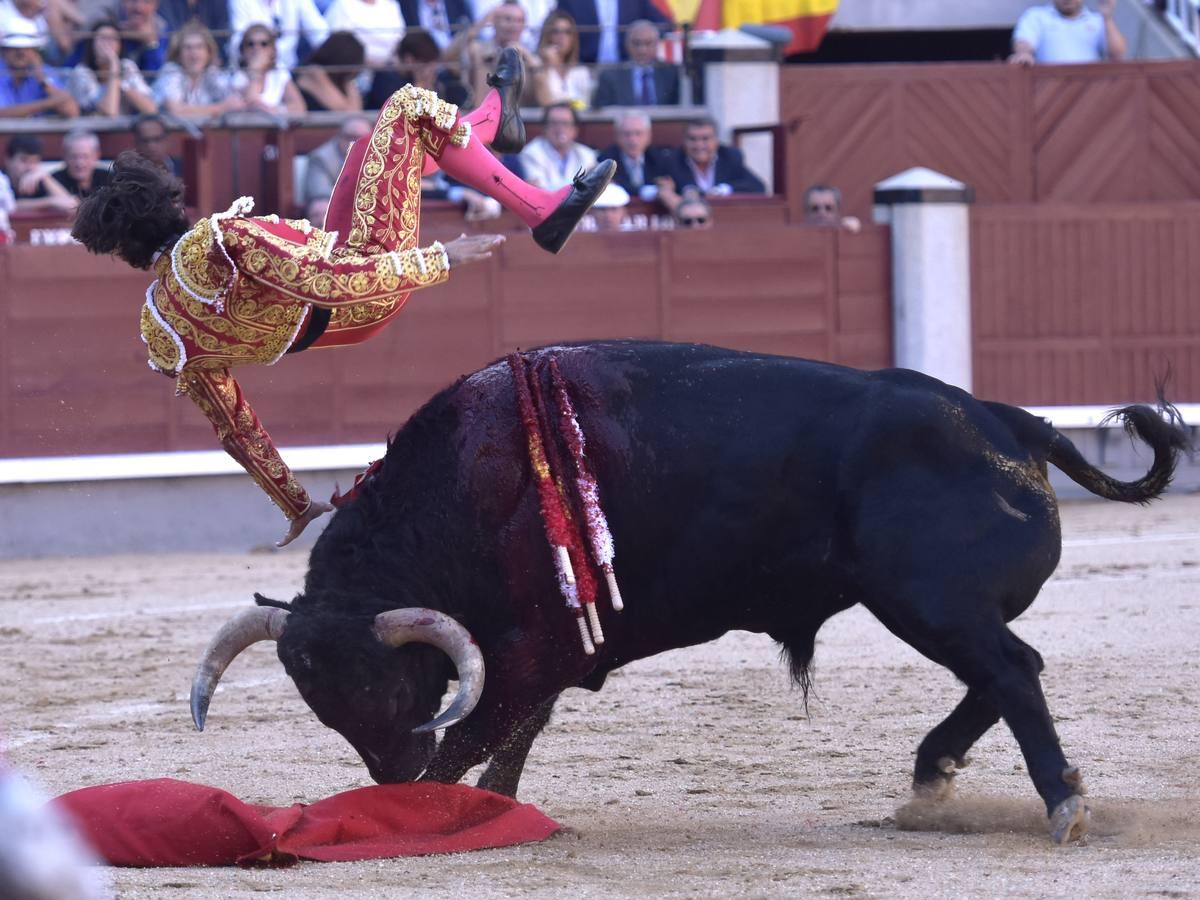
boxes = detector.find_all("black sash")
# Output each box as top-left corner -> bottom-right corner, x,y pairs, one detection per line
286,306 -> 331,354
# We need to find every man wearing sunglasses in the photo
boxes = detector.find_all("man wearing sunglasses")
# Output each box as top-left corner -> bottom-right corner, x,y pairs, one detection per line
803,184 -> 861,233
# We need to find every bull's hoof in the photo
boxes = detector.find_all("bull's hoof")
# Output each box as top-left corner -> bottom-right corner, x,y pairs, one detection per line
912,756 -> 965,802
1048,795 -> 1090,845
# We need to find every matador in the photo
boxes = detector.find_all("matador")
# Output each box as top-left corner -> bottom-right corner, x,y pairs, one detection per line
72,51 -> 617,546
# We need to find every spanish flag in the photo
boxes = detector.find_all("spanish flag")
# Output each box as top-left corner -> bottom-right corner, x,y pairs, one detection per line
656,0 -> 839,56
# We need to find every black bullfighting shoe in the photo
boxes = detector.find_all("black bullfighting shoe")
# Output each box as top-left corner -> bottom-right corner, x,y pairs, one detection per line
532,159 -> 619,254
486,47 -> 526,154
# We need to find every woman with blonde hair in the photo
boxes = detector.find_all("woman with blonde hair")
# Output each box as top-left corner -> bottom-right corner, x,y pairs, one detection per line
153,21 -> 242,118
233,24 -> 306,115
533,10 -> 591,108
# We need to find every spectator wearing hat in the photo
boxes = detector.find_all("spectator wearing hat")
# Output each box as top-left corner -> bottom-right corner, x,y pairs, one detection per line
0,0 -> 74,62
3,134 -> 77,213
0,22 -> 80,116
586,180 -> 629,231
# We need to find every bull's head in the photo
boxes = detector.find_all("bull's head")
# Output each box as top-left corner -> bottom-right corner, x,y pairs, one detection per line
189,603 -> 485,783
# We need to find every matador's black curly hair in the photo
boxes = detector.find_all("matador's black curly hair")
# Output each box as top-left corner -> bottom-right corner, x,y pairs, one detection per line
71,151 -> 191,270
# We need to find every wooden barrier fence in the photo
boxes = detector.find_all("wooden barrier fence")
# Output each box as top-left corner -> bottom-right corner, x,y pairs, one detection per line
0,222 -> 889,459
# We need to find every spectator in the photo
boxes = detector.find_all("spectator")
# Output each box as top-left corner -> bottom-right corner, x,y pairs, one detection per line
397,0 -> 471,51
0,0 -> 73,62
118,0 -> 170,71
460,0 -> 537,108
232,23 -> 306,114
591,19 -> 679,108
292,30 -> 363,111
532,9 -> 590,108
674,191 -> 710,228
53,128 -> 110,197
554,0 -> 669,64
132,112 -> 182,176
324,0 -> 404,68
1009,0 -> 1126,65
230,0 -> 328,70
803,183 -> 861,233
298,112 -> 369,205
597,107 -> 671,199
0,24 -> 80,117
65,19 -> 156,115
473,0 -> 551,45
158,0 -> 229,57
673,189 -> 711,229
518,100 -> 596,188
3,134 -> 77,213
366,28 -> 467,110
666,116 -> 765,196
587,179 -> 628,230
154,20 -> 240,116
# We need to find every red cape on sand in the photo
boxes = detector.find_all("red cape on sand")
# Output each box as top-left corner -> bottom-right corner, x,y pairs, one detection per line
53,779 -> 561,867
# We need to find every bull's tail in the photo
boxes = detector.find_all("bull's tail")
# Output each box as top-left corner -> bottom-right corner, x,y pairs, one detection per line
1049,404 -> 1189,503
986,397 -> 1191,504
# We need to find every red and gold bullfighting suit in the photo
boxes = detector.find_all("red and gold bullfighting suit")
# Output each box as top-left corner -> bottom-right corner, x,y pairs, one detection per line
138,83 -> 606,522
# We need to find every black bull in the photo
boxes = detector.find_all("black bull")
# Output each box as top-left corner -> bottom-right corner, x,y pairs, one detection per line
192,341 -> 1188,843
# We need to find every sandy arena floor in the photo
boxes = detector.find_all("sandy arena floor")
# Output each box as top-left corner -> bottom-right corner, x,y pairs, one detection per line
2,495 -> 1199,898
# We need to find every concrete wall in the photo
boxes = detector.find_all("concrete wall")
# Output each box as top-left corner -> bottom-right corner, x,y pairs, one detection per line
2,432 -> 1195,560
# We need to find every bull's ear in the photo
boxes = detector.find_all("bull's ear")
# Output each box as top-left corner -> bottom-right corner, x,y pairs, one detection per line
254,592 -> 293,610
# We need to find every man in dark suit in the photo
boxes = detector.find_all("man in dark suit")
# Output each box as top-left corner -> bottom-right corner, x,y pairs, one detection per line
398,0 -> 473,50
591,19 -> 680,108
667,116 -> 766,196
597,108 -> 672,200
554,0 -> 670,64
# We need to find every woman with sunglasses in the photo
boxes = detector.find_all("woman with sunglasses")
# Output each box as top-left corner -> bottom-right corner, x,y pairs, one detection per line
233,23 -> 306,115
533,10 -> 591,108
66,20 -> 157,116
72,50 -> 617,545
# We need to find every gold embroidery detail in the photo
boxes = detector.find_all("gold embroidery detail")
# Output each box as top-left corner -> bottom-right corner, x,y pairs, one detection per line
140,297 -> 181,373
171,218 -> 235,308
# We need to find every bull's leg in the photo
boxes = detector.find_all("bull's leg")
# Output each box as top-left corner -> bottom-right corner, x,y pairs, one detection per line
420,697 -> 546,787
868,602 -> 1088,843
912,688 -> 1000,800
476,695 -> 558,797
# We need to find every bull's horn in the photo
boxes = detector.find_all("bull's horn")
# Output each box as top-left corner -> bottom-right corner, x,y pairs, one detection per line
372,609 -> 485,734
190,607 -> 289,732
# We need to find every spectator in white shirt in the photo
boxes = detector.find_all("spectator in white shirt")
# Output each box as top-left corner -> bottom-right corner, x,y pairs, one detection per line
324,0 -> 404,67
518,100 -> 597,189
229,0 -> 329,69
1009,0 -> 1126,65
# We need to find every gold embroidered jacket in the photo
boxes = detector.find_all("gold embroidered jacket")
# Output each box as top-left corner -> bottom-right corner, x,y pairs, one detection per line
140,198 -> 449,519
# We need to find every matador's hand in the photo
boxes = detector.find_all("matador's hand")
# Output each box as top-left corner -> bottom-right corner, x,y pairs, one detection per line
277,500 -> 334,548
445,233 -> 505,268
